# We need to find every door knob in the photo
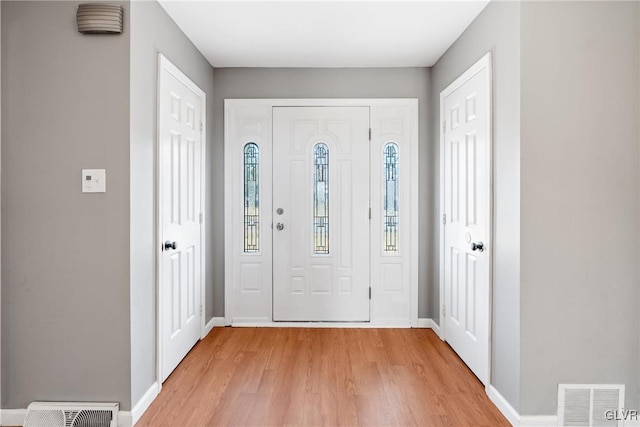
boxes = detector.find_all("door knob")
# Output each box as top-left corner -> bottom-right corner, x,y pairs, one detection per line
276,223 -> 285,231
164,241 -> 177,251
471,242 -> 484,252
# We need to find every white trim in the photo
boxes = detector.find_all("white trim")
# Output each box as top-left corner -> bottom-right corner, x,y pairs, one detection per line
155,52 -> 163,401
225,99 -> 419,326
518,416 -> 557,427
416,318 -> 442,337
156,54 -> 207,386
204,317 -> 215,336
439,52 -> 493,382
416,318 -> 429,328
1,409 -> 27,427
198,90 -> 208,342
486,384 -> 559,427
225,98 -> 419,108
131,382 -> 159,426
429,319 -> 442,337
203,316 -> 226,336
408,100 -> 420,328
223,103 -> 234,326
118,411 -> 133,427
231,321 -> 411,328
487,385 -> 520,427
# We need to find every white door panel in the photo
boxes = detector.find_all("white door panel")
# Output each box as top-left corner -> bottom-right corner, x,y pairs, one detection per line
442,61 -> 491,384
159,58 -> 204,382
272,107 -> 370,321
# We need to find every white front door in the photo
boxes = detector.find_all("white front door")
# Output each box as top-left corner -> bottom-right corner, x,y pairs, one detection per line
442,56 -> 491,384
158,56 -> 204,381
272,107 -> 370,321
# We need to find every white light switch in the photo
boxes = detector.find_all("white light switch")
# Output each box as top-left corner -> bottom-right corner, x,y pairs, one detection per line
82,169 -> 106,193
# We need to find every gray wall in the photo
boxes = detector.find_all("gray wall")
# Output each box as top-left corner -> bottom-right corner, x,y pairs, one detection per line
430,1 -> 522,410
213,67 -> 432,317
130,0 -> 215,405
520,1 -> 640,414
0,1 -> 3,412
1,0 -> 131,410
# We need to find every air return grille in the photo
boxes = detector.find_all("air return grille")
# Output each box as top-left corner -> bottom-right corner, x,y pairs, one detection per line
558,384 -> 625,427
24,402 -> 118,427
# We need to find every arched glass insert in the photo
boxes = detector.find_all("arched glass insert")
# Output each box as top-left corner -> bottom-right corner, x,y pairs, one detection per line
243,143 -> 259,253
313,143 -> 330,254
383,143 -> 399,253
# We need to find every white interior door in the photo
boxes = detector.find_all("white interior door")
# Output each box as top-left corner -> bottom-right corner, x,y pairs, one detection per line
273,106 -> 370,321
159,56 -> 204,382
442,57 -> 491,384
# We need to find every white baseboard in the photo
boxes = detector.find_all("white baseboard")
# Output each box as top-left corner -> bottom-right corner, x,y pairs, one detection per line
118,411 -> 132,427
1,409 -> 26,426
232,321 -> 410,328
204,317 -> 215,337
518,415 -> 557,427
131,381 -> 159,425
203,316 -> 225,337
487,385 -> 519,426
417,318 -> 442,337
486,385 -> 557,427
370,318 -> 412,327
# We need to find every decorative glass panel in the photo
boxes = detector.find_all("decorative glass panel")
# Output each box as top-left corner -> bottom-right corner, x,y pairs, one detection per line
383,143 -> 399,252
313,143 -> 329,254
243,143 -> 259,253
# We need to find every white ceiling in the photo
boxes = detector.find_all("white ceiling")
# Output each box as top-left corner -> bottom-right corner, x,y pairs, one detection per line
157,1 -> 490,68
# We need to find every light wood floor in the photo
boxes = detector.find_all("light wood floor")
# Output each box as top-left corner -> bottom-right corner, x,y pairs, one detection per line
137,328 -> 509,427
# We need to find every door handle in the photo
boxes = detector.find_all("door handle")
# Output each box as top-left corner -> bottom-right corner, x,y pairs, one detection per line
471,242 -> 484,252
164,241 -> 177,251
276,223 -> 285,231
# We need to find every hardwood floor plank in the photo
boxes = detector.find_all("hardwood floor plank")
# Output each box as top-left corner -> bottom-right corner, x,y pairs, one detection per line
136,328 -> 510,427
354,393 -> 399,426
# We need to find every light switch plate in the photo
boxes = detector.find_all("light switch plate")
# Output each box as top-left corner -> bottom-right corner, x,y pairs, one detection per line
82,169 -> 106,193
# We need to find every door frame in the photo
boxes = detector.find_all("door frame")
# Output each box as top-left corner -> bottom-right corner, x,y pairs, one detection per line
438,52 -> 493,381
156,54 -> 207,389
224,99 -> 419,327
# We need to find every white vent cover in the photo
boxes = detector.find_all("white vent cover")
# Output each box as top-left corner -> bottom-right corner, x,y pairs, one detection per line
24,402 -> 118,427
76,4 -> 123,34
558,384 -> 625,427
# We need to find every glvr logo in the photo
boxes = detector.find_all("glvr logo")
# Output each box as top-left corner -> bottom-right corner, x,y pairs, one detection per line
605,409 -> 639,421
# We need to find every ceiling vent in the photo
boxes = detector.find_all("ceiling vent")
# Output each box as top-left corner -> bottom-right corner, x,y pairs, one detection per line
24,402 -> 118,427
76,4 -> 123,34
558,384 -> 625,427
